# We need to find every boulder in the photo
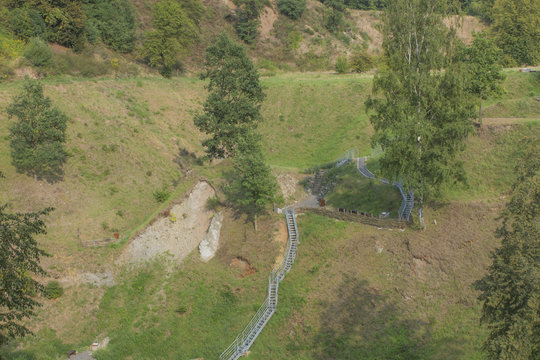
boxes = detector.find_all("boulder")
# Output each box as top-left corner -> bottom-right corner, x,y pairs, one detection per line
199,213 -> 223,262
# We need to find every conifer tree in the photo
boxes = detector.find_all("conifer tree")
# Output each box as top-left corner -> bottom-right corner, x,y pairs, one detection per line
474,139 -> 539,359
366,0 -> 475,227
7,79 -> 67,182
194,33 -> 265,160
226,133 -> 278,231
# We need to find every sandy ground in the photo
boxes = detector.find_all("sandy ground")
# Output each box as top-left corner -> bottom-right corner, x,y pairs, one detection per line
260,6 -> 278,39
119,181 -> 216,264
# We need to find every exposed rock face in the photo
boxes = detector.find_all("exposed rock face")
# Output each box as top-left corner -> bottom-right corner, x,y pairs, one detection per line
121,181 -> 216,264
199,212 -> 223,262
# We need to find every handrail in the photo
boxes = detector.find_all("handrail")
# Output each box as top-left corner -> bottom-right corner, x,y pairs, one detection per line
337,149 -> 415,222
219,208 -> 299,360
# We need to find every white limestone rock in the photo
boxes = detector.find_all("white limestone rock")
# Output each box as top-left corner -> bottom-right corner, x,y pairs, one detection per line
199,212 -> 223,262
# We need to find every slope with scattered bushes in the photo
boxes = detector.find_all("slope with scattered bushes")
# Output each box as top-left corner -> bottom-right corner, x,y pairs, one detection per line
0,0 -> 487,78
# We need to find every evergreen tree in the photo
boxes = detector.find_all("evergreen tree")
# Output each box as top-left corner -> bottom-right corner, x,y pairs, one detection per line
0,201 -> 52,345
226,134 -> 278,231
194,33 -> 265,160
474,139 -> 539,359
366,0 -> 475,228
492,0 -> 540,66
464,32 -> 505,123
7,79 -> 68,182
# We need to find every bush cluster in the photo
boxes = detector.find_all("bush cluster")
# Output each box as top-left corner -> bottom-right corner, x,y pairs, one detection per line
278,0 -> 306,20
23,38 -> 52,67
349,50 -> 374,73
152,189 -> 171,203
335,55 -> 349,73
5,0 -> 136,53
83,0 -> 136,53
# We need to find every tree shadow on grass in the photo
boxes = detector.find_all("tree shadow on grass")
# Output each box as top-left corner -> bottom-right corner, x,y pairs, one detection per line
221,168 -> 257,226
172,147 -> 203,175
17,162 -> 64,184
312,275 -> 464,360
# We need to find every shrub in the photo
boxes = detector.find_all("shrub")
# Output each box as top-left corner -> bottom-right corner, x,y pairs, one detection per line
51,51 -> 110,77
153,189 -> 170,203
235,17 -> 259,44
24,38 -> 53,67
335,55 -> 348,73
44,280 -> 63,299
0,60 -> 15,81
296,50 -> 330,71
175,305 -> 187,314
278,0 -> 306,20
286,31 -> 302,51
257,58 -> 278,71
0,33 -> 25,59
324,8 -> 344,33
349,50 -> 374,72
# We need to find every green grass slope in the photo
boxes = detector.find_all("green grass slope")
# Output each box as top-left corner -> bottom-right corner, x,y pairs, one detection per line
0,71 -> 538,359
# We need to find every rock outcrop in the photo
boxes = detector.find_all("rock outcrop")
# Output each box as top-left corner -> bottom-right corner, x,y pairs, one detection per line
199,212 -> 223,262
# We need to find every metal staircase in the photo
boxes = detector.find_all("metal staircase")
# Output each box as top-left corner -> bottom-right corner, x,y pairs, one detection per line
337,149 -> 415,222
396,184 -> 414,222
356,156 -> 375,179
311,171 -> 324,199
219,208 -> 299,360
336,149 -> 358,167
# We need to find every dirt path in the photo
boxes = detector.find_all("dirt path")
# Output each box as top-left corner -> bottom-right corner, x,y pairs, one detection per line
482,117 -> 540,126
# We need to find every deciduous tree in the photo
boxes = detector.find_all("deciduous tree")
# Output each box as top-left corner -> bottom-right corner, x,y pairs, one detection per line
194,33 -> 265,159
464,32 -> 505,123
141,0 -> 203,77
474,139 -> 539,359
366,0 -> 475,228
0,202 -> 51,345
492,0 -> 540,66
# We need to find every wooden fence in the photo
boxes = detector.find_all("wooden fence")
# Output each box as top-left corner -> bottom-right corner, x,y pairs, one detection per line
297,207 -> 405,229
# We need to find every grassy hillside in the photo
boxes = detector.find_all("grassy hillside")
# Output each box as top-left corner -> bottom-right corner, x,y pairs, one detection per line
0,72 -> 376,264
0,70 -> 538,359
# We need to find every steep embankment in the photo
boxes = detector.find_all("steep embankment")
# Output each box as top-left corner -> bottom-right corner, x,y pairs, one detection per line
105,0 -> 487,71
